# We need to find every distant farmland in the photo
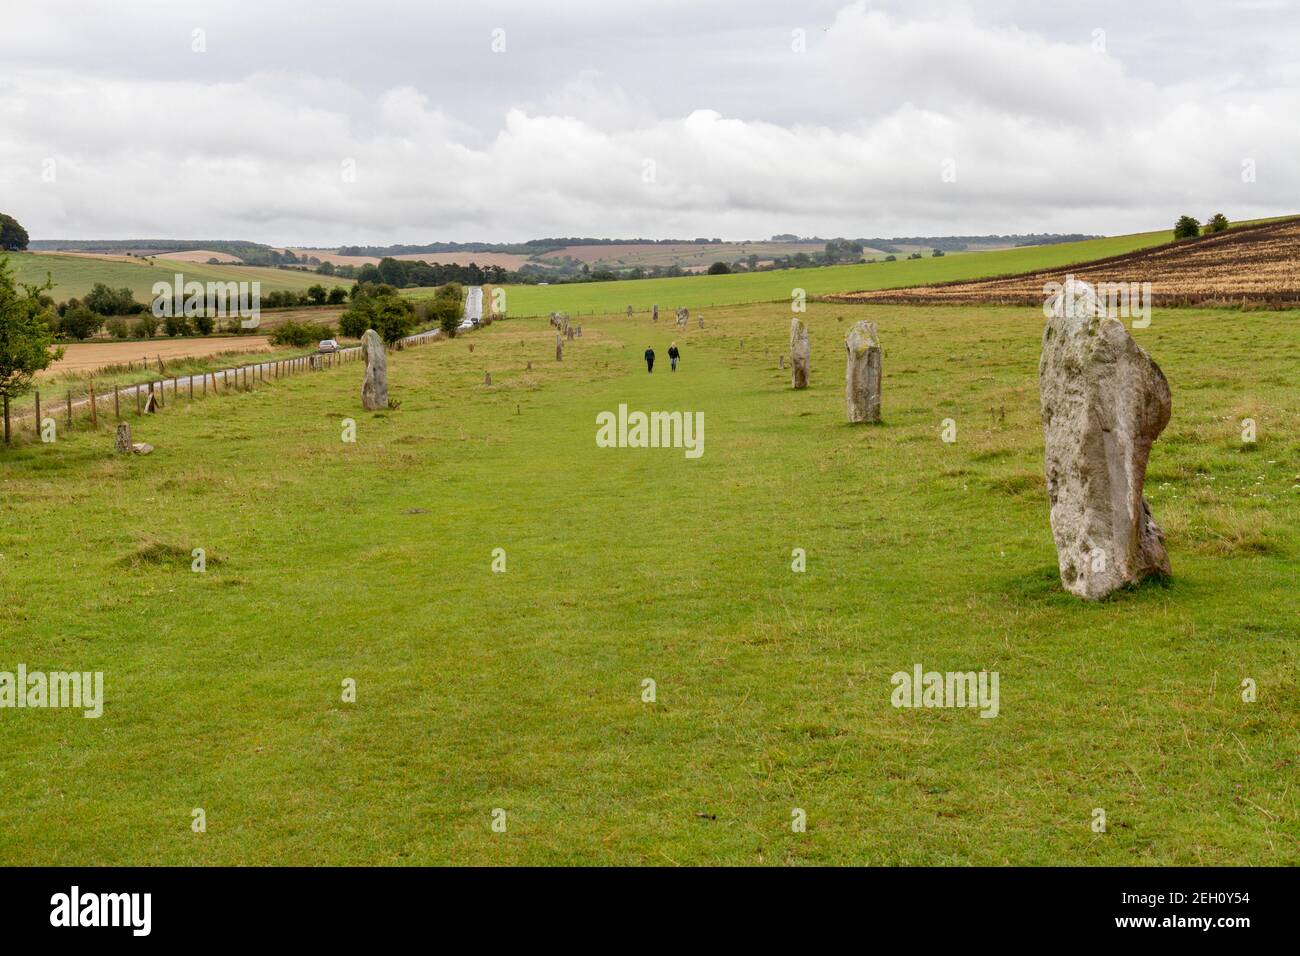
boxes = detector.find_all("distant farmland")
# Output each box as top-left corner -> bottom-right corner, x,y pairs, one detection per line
456,227 -> 1179,316
826,217 -> 1300,307
5,251 -> 334,300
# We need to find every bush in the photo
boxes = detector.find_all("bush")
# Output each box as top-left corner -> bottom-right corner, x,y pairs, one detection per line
707,261 -> 730,275
306,284 -> 327,305
269,319 -> 333,348
162,314 -> 191,337
1174,215 -> 1201,240
327,286 -> 348,305
59,305 -> 103,340
106,317 -> 131,339
1206,213 -> 1230,234
135,313 -> 159,338
192,314 -> 216,336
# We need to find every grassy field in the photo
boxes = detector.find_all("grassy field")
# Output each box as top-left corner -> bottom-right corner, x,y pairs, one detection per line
441,228 -> 1179,318
0,299 -> 1295,865
6,252 -> 331,301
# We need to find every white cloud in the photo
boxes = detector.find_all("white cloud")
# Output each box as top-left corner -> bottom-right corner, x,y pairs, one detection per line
0,0 -> 1296,243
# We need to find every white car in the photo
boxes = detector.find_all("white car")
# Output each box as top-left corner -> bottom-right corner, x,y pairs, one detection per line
458,319 -> 475,331
317,339 -> 340,353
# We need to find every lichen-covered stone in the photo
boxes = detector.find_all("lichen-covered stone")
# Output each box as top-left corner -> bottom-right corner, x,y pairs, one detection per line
1040,281 -> 1171,599
362,328 -> 388,410
790,318 -> 810,389
844,320 -> 881,423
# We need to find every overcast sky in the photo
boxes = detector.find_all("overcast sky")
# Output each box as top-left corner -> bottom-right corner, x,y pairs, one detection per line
1,0 -> 1297,245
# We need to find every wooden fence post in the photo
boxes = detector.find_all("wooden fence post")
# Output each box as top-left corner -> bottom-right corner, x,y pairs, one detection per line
66,391 -> 72,426
114,385 -> 120,419
136,385 -> 142,415
89,383 -> 97,428
34,391 -> 41,433
3,394 -> 9,444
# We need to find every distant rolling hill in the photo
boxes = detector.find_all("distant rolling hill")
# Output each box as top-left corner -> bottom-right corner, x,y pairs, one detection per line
4,251 -> 332,301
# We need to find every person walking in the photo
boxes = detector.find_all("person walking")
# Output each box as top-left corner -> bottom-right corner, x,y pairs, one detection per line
668,342 -> 680,372
644,346 -> 655,373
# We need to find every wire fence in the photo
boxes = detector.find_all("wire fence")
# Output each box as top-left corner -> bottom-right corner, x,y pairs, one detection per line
2,325 -> 445,446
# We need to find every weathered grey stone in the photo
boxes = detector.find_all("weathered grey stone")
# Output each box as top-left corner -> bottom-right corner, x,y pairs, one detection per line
131,442 -> 153,455
362,328 -> 388,410
844,320 -> 882,423
1040,280 -> 1171,600
676,307 -> 688,328
790,317 -> 810,389
114,422 -> 132,454
626,305 -> 634,318
484,372 -> 492,386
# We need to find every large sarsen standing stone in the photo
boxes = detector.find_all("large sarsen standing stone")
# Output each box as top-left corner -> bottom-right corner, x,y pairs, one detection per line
1040,281 -> 1171,600
844,320 -> 881,423
789,317 -> 810,389
362,328 -> 388,410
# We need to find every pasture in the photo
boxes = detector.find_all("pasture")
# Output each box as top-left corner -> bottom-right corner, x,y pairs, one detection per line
0,298 -> 1294,865
6,252 -> 329,302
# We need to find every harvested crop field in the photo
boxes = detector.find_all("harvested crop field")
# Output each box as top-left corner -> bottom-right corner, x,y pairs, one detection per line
826,217 -> 1300,307
42,336 -> 274,374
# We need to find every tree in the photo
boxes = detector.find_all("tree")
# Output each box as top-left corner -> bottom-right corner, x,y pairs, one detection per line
0,214 -> 29,252
83,283 -> 139,316
338,290 -> 416,343
707,261 -> 730,275
58,304 -> 103,340
162,314 -> 191,337
1174,215 -> 1201,240
327,286 -> 347,305
306,284 -> 327,305
1206,213 -> 1230,234
0,258 -> 61,398
193,314 -> 216,335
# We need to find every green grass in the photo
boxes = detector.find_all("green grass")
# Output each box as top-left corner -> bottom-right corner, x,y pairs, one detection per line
0,301 -> 1295,865
5,252 -> 330,301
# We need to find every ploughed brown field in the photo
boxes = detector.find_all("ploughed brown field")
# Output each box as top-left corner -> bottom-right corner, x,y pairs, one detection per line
824,217 -> 1300,307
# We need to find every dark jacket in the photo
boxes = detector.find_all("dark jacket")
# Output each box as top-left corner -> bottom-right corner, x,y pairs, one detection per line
667,346 -> 680,360
644,349 -> 655,363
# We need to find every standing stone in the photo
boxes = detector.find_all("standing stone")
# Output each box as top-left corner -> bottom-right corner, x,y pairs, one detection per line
699,316 -> 705,329
789,317 -> 810,389
484,372 -> 492,386
676,307 -> 688,328
526,361 -> 532,371
626,305 -> 634,318
114,421 -> 132,454
361,328 -> 388,410
779,355 -> 785,370
844,320 -> 882,423
468,343 -> 474,353
652,304 -> 659,322
556,333 -> 563,361
1040,279 -> 1172,600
